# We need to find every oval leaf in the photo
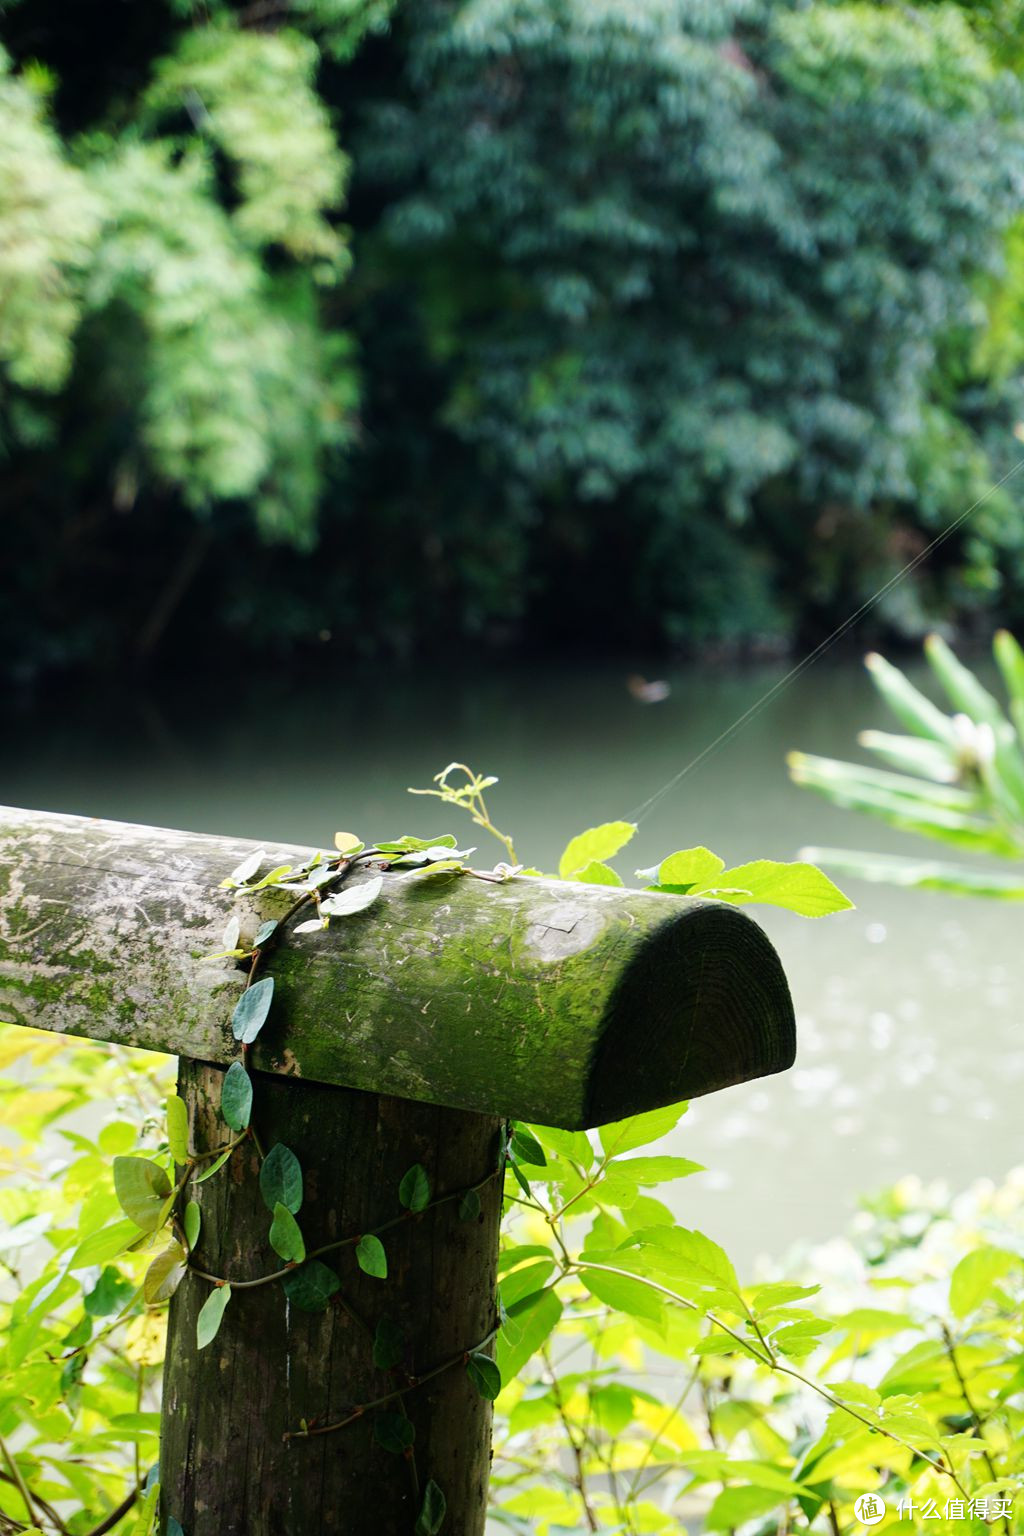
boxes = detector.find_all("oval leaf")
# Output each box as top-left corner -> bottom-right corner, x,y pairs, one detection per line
260,1144 -> 303,1214
398,1163 -> 431,1213
226,848 -> 265,886
166,1095 -> 189,1166
356,1234 -> 387,1279
113,1158 -> 172,1233
458,1189 -> 481,1222
320,875 -> 383,917
196,1284 -> 231,1350
231,976 -> 275,1044
253,919 -> 278,948
466,1350 -> 501,1401
415,1479 -> 447,1536
269,1203 -> 306,1264
144,1241 -> 187,1305
220,1062 -> 252,1132
184,1200 -> 201,1253
282,1260 -> 340,1313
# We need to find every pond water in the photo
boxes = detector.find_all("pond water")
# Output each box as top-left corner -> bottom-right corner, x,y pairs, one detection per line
3,654 -> 1020,1269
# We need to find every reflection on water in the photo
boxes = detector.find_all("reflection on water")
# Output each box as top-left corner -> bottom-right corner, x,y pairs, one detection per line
3,656 -> 1020,1265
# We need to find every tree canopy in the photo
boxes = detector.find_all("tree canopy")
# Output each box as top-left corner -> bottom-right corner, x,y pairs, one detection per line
1,0 -> 1023,674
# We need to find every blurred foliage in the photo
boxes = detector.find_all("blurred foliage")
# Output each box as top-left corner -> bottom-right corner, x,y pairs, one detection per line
1,0 -> 1024,675
790,630 -> 1024,896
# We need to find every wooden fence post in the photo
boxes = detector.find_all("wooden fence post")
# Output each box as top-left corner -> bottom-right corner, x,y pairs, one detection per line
0,807 -> 796,1536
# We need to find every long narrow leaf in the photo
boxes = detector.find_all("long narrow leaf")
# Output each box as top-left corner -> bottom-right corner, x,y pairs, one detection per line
864,653 -> 956,744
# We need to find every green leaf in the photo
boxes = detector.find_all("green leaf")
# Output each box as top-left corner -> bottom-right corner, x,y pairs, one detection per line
167,1520 -> 185,1536
949,1245 -> 1018,1317
580,1266 -> 664,1323
599,1102 -> 688,1157
509,1126 -> 546,1167
184,1200 -> 201,1252
632,1226 -> 740,1295
696,859 -> 853,917
497,1288 -> 562,1382
130,1480 -> 160,1536
466,1350 -> 501,1401
220,1062 -> 252,1131
196,1284 -> 231,1349
83,1266 -> 136,1318
113,1157 -> 172,1233
253,919 -> 278,947
499,1259 -> 554,1311
373,1317 -> 404,1371
376,834 -> 457,853
925,633 -> 1006,724
374,1411 -> 415,1454
225,848 -> 265,886
166,1095 -> 189,1165
68,1219 -> 141,1270
788,754 -> 1017,854
864,652 -> 956,743
269,1203 -> 305,1263
568,860 -> 623,886
196,1145 -> 236,1182
415,1479 -> 446,1536
705,1486 -> 787,1530
645,846 -> 725,889
320,875 -> 383,917
143,1241 -> 188,1304
281,1260 -> 340,1313
398,1163 -> 431,1212
458,1189 -> 481,1222
356,1234 -> 387,1279
558,821 -> 635,879
334,831 -> 363,853
231,977 -> 275,1044
260,1144 -> 303,1214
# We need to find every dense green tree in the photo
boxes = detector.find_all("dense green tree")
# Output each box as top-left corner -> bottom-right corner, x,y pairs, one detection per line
0,0 -> 1022,675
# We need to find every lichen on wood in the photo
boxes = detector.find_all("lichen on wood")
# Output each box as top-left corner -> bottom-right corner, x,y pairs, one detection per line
0,807 -> 795,1128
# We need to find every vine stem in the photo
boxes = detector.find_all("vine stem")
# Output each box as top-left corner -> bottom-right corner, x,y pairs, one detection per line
542,1343 -> 599,1532
0,1429 -> 37,1528
940,1323 -> 1010,1534
283,1327 -> 499,1441
187,1168 -> 501,1290
572,1262 -> 970,1501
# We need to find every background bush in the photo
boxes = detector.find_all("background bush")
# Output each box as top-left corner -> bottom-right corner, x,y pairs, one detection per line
2,0 -> 1024,676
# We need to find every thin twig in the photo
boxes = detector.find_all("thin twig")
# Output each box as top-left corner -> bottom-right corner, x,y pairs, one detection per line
284,1328 -> 498,1441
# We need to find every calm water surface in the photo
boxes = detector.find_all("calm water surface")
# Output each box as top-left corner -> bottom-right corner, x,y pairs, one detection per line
3,656 -> 1020,1266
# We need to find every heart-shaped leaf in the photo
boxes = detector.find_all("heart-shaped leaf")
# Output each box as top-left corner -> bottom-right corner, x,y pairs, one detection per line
113,1158 -> 172,1233
466,1350 -> 501,1401
398,1163 -> 431,1212
282,1260 -> 340,1313
269,1203 -> 305,1264
144,1241 -> 188,1304
356,1234 -> 387,1279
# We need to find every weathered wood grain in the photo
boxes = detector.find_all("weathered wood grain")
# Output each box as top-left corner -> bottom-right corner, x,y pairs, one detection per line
0,806 -> 795,1128
161,1062 -> 502,1536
